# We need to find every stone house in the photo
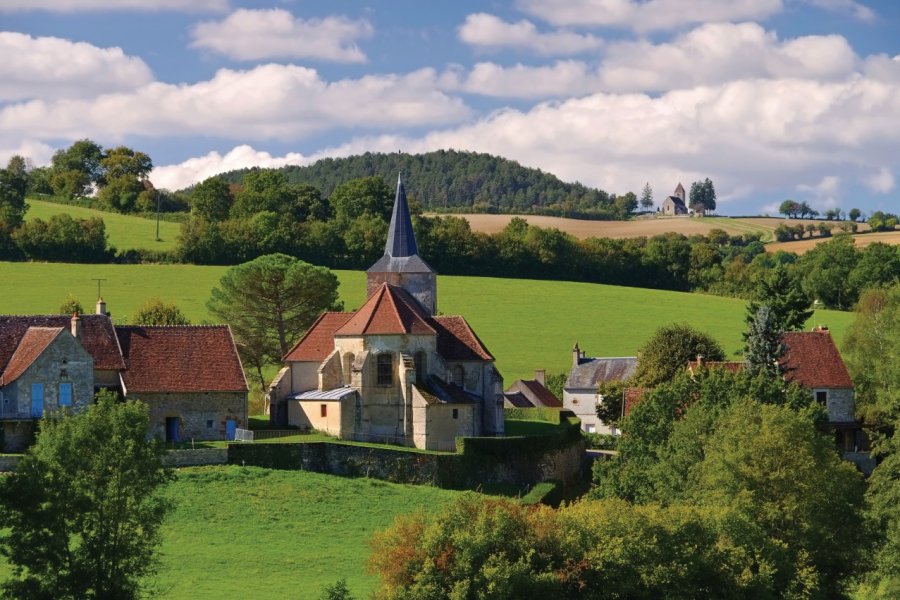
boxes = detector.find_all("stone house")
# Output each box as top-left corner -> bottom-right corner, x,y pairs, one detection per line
504,370 -> 562,408
0,304 -> 248,450
116,326 -> 248,443
563,343 -> 637,434
661,182 -> 688,216
268,175 -> 505,451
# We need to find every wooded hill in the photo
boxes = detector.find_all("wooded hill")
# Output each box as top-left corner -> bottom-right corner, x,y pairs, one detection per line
215,150 -> 626,219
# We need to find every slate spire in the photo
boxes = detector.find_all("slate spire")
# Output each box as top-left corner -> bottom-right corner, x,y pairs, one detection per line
385,173 -> 418,258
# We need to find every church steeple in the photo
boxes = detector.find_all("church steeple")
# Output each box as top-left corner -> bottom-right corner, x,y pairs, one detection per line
366,173 -> 437,315
385,173 -> 418,258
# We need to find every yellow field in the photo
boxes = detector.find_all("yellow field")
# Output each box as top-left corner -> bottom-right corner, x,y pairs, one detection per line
438,213 -> 895,252
766,230 -> 900,255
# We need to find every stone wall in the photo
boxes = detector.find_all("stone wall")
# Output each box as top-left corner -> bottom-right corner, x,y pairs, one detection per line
136,391 -> 247,441
824,388 -> 855,423
162,448 -> 228,468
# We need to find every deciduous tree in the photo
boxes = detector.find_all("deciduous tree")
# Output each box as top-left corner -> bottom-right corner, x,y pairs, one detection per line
631,323 -> 725,387
132,298 -> 191,326
0,392 -> 172,599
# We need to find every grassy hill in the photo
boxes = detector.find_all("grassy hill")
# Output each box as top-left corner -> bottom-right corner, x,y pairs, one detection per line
0,261 -> 854,381
25,198 -> 181,252
0,465 -> 466,598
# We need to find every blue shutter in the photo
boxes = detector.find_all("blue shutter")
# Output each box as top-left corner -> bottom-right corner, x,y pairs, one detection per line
59,382 -> 73,407
31,383 -> 44,418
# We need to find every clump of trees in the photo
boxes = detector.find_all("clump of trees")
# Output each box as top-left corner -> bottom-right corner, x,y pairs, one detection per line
12,213 -> 112,262
132,297 -> 191,326
688,178 -> 716,214
0,392 -> 172,599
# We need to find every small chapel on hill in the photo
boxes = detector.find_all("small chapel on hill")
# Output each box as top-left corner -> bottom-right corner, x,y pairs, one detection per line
268,175 -> 505,450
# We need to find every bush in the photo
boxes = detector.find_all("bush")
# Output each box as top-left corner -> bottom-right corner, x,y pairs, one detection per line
12,214 -> 113,262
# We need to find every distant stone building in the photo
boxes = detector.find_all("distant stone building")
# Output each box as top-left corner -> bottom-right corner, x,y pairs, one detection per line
268,175 -> 505,451
661,183 -> 688,216
0,301 -> 248,451
504,370 -> 562,409
563,343 -> 637,434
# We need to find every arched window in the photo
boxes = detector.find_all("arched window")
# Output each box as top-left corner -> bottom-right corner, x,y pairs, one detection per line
377,353 -> 393,386
453,365 -> 465,388
342,352 -> 355,386
414,351 -> 426,384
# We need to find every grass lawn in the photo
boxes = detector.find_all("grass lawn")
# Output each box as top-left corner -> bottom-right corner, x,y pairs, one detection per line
0,261 -> 854,381
0,466 -> 467,598
154,466 -> 464,598
25,198 -> 181,252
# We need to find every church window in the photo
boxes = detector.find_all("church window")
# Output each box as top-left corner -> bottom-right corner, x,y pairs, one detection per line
453,365 -> 464,388
377,354 -> 393,386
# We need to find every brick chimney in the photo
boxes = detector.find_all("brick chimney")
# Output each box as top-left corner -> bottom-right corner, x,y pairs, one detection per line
534,369 -> 545,385
71,312 -> 82,339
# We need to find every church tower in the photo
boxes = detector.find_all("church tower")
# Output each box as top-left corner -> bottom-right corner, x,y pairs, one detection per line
366,174 -> 437,315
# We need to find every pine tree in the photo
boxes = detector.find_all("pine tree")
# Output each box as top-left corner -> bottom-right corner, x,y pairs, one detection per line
640,182 -> 654,212
743,305 -> 785,376
747,265 -> 813,332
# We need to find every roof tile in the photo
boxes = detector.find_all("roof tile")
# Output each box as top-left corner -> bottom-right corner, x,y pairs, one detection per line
781,330 -> 853,388
0,327 -> 63,385
284,312 -> 354,362
117,326 -> 247,393
336,284 -> 435,336
0,315 -> 124,372
432,315 -> 493,361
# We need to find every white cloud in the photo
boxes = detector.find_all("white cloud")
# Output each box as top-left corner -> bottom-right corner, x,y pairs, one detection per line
445,61 -> 596,98
0,32 -> 154,101
313,75 -> 900,204
803,0 -> 875,22
458,13 -> 602,55
864,167 -> 895,194
0,64 -> 470,143
443,24 -> 860,99
0,0 -> 227,12
796,176 -> 842,210
150,145 -> 311,191
516,0 -> 783,32
0,140 -> 54,168
597,22 -> 858,93
190,9 -> 373,63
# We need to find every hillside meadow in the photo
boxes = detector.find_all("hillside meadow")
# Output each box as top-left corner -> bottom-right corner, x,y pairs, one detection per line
25,199 -> 181,252
0,261 -> 854,381
0,465 -> 467,599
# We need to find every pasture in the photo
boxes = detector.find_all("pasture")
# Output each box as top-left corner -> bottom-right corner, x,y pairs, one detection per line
25,199 -> 181,252
766,230 -> 900,255
0,261 -> 854,382
0,465 -> 466,598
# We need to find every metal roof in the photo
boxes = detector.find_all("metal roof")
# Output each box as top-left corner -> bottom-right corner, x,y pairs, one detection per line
291,387 -> 356,401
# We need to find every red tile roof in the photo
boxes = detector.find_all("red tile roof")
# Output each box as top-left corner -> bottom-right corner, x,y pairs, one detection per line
0,327 -> 63,385
432,315 -> 493,361
283,312 -> 353,362
0,315 -> 124,372
116,326 -> 247,393
506,379 -> 562,408
335,284 -> 435,336
781,330 -> 853,389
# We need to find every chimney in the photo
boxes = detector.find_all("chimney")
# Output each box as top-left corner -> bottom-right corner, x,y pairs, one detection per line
70,312 -> 82,339
572,343 -> 581,367
534,369 -> 546,386
96,297 -> 107,316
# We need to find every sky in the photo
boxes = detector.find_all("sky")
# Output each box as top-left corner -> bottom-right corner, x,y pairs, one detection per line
2,0 -> 900,216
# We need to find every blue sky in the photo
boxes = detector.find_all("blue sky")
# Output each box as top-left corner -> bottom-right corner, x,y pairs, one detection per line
2,0 -> 899,216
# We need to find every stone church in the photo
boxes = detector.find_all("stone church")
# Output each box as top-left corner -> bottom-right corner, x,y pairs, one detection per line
268,175 -> 505,450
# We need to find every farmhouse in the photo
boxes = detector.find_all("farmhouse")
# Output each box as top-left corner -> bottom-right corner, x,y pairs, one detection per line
504,370 -> 562,409
0,302 -> 248,451
563,343 -> 637,434
268,175 -> 505,451
661,183 -> 688,216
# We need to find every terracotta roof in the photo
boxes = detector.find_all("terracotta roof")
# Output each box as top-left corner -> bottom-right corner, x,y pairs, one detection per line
335,284 -> 436,336
566,357 -> 637,390
506,379 -> 562,408
781,330 -> 853,389
0,314 -> 124,372
283,312 -> 353,362
432,315 -> 493,361
116,326 -> 247,393
0,327 -> 64,385
504,391 -> 534,408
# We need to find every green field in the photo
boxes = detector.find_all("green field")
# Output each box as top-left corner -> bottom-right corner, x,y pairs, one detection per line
0,465 -> 464,598
25,199 -> 181,252
0,261 -> 854,381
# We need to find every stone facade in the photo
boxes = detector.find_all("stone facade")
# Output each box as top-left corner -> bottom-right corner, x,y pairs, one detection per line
137,391 -> 247,442
818,387 -> 855,423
